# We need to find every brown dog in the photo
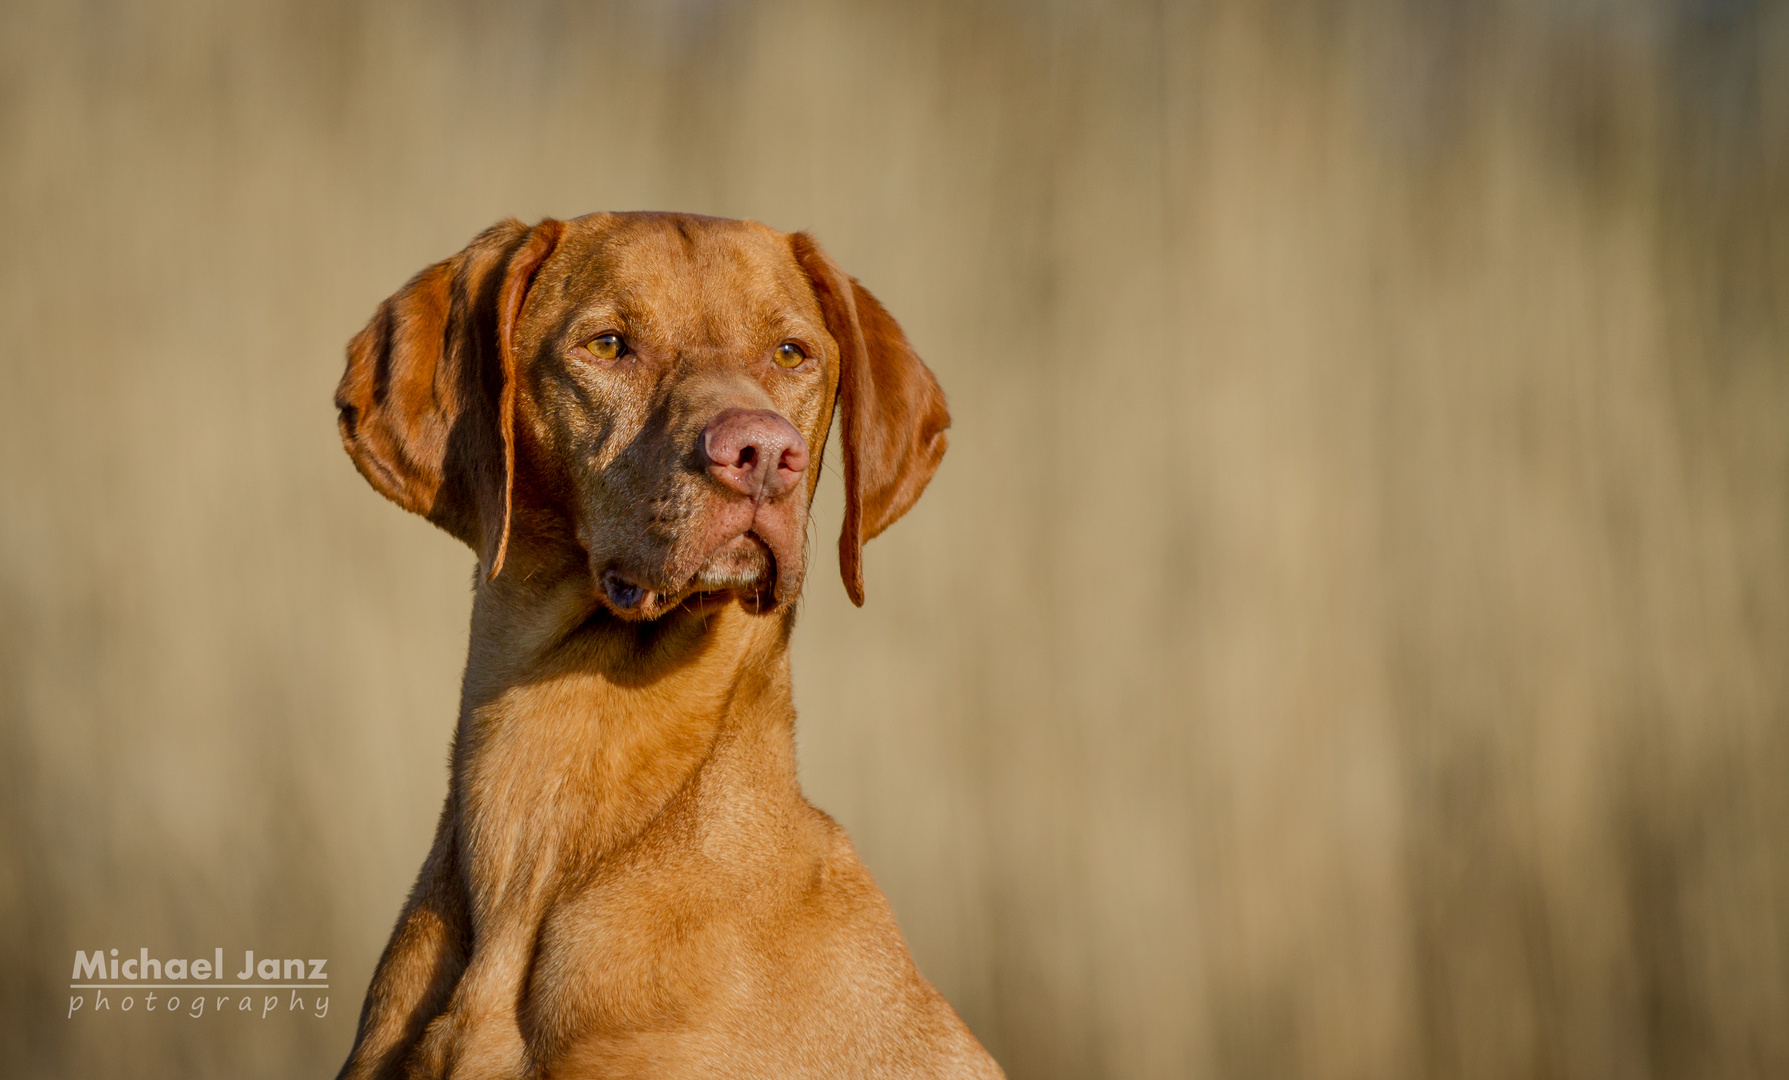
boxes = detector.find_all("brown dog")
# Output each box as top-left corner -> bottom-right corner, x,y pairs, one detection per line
333,212 -> 1001,1079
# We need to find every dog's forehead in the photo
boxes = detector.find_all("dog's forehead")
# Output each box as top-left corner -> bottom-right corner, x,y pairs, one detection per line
547,213 -> 823,343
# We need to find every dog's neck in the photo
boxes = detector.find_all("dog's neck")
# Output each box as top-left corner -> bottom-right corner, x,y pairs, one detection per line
448,547 -> 801,925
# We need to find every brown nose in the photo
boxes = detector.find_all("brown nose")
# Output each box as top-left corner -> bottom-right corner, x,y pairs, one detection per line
701,409 -> 809,500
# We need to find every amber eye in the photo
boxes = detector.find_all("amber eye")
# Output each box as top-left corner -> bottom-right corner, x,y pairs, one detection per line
773,342 -> 807,368
586,334 -> 624,361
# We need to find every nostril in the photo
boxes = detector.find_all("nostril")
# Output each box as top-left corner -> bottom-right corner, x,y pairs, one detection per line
736,446 -> 757,470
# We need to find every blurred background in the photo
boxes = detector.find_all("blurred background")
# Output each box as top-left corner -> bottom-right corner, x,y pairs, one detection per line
3,0 -> 1787,1077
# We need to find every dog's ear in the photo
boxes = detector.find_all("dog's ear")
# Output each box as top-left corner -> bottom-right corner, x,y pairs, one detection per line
791,234 -> 950,606
335,217 -> 564,580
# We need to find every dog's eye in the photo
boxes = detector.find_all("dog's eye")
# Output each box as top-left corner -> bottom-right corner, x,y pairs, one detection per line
773,342 -> 807,368
586,334 -> 625,361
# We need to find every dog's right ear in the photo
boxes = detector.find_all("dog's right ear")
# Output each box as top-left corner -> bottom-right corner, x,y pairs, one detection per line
335,218 -> 563,579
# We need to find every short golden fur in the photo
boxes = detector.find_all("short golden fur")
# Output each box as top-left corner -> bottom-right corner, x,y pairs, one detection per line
333,212 -> 1000,1078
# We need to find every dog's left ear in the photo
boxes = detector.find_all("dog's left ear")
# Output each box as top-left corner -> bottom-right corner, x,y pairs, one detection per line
791,234 -> 950,606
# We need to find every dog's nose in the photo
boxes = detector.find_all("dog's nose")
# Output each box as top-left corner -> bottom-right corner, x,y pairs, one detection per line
702,409 -> 809,499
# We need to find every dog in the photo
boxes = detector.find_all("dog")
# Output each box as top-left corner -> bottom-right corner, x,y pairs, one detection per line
333,212 -> 1002,1079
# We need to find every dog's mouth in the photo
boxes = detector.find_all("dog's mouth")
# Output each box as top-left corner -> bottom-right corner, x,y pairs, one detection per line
598,533 -> 778,620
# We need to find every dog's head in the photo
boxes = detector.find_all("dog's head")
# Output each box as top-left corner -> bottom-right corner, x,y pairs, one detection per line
335,212 -> 948,619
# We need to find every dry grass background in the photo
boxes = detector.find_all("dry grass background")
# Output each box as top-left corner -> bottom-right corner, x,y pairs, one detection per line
2,1 -> 1787,1077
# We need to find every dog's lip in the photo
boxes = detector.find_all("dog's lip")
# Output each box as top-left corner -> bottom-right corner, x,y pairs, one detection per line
599,568 -> 656,615
597,533 -> 779,620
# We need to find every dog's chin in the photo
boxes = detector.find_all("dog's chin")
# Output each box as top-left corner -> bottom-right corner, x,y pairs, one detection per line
597,534 -> 781,621
692,533 -> 773,591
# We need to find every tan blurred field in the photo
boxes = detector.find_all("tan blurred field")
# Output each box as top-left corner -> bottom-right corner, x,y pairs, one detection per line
3,1 -> 1786,1077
